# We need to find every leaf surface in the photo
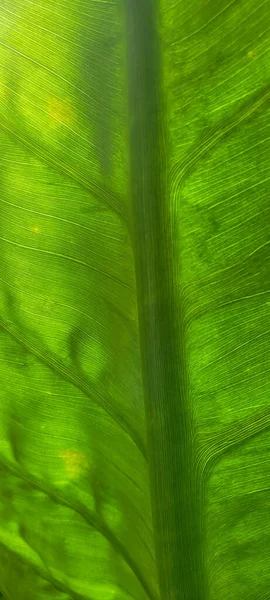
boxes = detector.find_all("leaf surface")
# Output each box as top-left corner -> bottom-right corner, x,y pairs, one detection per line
0,1 -> 269,599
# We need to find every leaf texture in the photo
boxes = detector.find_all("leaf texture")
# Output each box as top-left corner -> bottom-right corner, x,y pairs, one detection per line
0,1 -> 269,600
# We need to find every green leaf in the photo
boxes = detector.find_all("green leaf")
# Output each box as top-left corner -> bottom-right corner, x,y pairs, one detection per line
0,1 -> 269,600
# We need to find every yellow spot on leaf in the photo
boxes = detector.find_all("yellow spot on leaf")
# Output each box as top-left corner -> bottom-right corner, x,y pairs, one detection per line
47,97 -> 74,127
33,226 -> 40,233
0,84 -> 9,99
248,51 -> 255,58
43,298 -> 54,312
59,449 -> 88,479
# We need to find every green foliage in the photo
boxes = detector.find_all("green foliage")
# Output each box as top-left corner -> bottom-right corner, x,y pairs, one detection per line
0,1 -> 269,599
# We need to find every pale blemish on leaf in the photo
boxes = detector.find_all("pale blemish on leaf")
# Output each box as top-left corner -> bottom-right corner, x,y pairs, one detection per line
47,97 -> 74,127
32,226 -> 40,233
43,298 -> 55,313
248,51 -> 256,58
0,83 -> 9,99
59,449 -> 89,479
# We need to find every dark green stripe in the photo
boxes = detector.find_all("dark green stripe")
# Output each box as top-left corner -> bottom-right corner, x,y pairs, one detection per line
125,1 -> 207,598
